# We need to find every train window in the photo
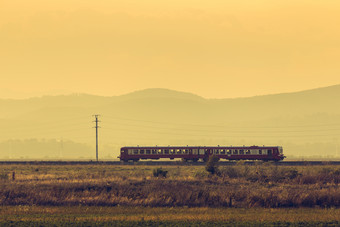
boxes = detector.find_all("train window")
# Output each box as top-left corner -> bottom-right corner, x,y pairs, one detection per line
133,149 -> 138,154
182,149 -> 187,154
199,149 -> 205,155
164,149 -> 169,154
170,149 -> 174,154
185,149 -> 189,154
246,150 -> 251,154
220,149 -> 225,154
227,149 -> 231,154
158,149 -> 162,154
233,150 -> 238,155
128,149 -> 132,154
267,150 -> 272,155
193,149 -> 198,155
262,150 -> 267,155
239,150 -> 244,155
176,149 -> 181,154
141,149 -> 145,154
259,150 -> 262,155
145,149 -> 150,154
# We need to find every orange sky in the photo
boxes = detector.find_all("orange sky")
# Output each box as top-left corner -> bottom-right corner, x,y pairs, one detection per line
1,0 -> 340,99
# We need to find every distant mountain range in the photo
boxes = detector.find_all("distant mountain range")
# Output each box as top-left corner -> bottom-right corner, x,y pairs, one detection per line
1,85 -> 340,159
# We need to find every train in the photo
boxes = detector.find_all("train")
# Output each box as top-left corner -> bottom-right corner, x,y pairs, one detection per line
119,145 -> 285,162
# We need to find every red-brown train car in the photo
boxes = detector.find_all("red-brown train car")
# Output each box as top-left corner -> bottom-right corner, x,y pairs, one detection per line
119,146 -> 285,162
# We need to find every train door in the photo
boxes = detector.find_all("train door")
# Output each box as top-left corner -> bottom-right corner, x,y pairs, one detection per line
268,149 -> 272,156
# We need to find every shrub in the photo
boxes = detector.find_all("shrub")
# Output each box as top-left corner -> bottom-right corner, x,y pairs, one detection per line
334,168 -> 340,176
205,155 -> 219,175
153,168 -> 168,178
285,169 -> 299,180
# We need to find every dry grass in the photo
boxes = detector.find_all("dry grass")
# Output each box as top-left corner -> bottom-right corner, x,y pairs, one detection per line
0,164 -> 340,208
0,206 -> 340,222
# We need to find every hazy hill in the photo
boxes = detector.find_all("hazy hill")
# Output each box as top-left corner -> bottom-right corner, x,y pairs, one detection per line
1,86 -> 340,159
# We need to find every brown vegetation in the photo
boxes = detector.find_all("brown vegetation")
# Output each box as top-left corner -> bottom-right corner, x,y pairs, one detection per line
1,206 -> 340,225
0,163 -> 340,208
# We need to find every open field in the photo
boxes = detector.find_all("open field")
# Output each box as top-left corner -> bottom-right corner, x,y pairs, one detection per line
0,163 -> 340,207
0,163 -> 340,225
0,206 -> 340,226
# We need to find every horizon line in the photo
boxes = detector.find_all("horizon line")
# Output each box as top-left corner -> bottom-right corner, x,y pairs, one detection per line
1,83 -> 340,101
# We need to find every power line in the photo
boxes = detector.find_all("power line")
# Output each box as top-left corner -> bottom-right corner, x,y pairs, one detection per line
101,126 -> 340,138
103,120 -> 340,134
103,115 -> 340,129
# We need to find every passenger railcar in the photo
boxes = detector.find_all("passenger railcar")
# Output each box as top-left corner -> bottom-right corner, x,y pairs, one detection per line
119,146 -> 285,162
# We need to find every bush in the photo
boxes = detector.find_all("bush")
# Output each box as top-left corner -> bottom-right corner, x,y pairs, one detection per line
153,168 -> 168,178
334,168 -> 340,176
205,155 -> 219,175
285,169 -> 299,180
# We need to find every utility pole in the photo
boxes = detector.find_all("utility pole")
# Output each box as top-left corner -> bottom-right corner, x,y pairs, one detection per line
93,115 -> 100,161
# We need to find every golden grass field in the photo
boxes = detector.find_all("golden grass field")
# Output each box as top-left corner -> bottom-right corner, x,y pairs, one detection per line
1,206 -> 340,226
0,162 -> 340,226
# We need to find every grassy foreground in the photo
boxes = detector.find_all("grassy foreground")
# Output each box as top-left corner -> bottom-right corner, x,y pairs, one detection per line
1,163 -> 340,207
0,206 -> 340,226
0,163 -> 340,225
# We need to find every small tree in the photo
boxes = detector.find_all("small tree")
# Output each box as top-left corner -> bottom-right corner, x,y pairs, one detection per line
205,155 -> 220,175
153,168 -> 168,178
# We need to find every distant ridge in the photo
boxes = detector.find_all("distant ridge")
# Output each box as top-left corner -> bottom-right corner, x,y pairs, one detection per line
211,84 -> 340,100
1,84 -> 340,101
119,88 -> 204,101
1,85 -> 340,158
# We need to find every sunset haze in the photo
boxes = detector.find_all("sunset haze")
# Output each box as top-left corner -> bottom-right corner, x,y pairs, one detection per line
1,0 -> 340,98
